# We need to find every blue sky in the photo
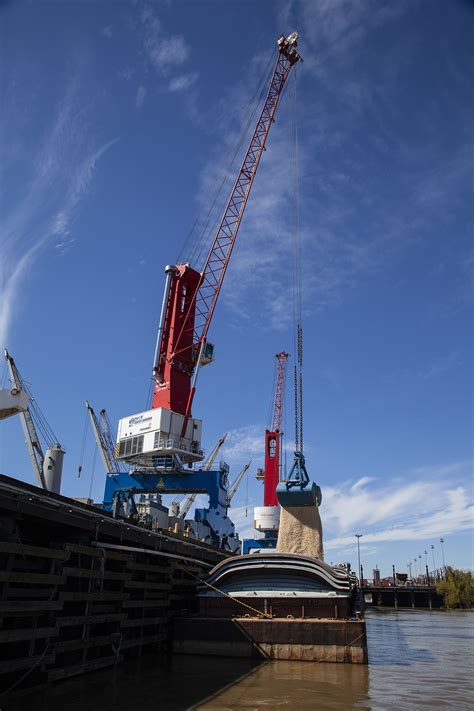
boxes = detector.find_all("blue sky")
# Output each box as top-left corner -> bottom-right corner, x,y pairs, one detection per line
0,0 -> 472,577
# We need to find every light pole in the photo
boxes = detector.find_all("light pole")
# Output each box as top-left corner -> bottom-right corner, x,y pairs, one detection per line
431,544 -> 436,579
424,550 -> 429,585
418,555 -> 422,581
408,562 -> 412,580
414,558 -> 418,579
440,537 -> 446,571
355,534 -> 363,587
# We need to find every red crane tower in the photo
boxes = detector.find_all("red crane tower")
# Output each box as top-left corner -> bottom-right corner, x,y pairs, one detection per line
244,351 -> 289,553
263,352 -> 289,507
115,33 -> 301,470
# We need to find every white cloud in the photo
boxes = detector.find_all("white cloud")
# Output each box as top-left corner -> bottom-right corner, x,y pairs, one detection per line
0,75 -> 117,347
228,504 -> 257,540
139,4 -> 191,77
226,459 -> 473,552
321,463 -> 473,552
147,36 -> 189,72
0,247 -> 41,349
295,0 -> 407,70
102,25 -> 113,39
136,85 -> 146,109
187,2 -> 471,332
223,425 -> 264,465
168,72 -> 198,93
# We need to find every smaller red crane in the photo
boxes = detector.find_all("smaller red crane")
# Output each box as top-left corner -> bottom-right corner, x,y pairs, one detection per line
247,352 -> 289,552
263,352 -> 289,507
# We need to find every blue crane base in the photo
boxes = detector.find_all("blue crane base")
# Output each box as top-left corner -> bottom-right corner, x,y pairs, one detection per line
103,468 -> 239,551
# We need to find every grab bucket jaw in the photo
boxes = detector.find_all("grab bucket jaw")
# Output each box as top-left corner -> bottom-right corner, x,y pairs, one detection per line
276,480 -> 319,507
276,451 -> 322,508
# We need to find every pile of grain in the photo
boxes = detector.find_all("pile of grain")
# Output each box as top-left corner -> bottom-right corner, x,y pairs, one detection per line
276,503 -> 324,559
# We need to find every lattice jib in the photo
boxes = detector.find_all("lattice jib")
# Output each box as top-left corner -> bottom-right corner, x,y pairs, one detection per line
172,45 -> 299,363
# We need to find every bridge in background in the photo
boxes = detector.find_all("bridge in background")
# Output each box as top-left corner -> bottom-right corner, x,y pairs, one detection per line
363,584 -> 443,609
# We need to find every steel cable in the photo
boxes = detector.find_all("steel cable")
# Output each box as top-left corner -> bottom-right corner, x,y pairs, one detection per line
177,48 -> 278,269
289,69 -> 304,455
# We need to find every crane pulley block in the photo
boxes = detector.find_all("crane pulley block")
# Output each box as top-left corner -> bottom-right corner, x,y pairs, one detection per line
0,387 -> 29,420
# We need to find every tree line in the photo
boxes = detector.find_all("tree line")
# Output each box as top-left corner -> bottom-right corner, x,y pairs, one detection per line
436,567 -> 473,609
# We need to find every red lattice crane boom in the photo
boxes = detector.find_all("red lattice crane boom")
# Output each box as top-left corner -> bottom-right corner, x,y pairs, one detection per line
152,34 -> 301,426
116,33 -> 300,470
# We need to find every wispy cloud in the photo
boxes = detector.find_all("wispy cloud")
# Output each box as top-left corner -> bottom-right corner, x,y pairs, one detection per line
0,71 -> 117,347
146,35 -> 190,73
222,425 -> 264,467
321,462 -> 473,551
229,459 -> 473,551
119,2 -> 197,108
227,504 -> 256,540
187,1 -> 472,331
419,351 -> 461,380
136,85 -> 146,109
387,350 -> 464,384
137,3 -> 194,83
102,25 -> 113,39
213,423 -> 472,550
168,72 -> 198,93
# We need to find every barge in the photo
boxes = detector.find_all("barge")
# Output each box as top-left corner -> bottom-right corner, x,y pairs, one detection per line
173,553 -> 368,663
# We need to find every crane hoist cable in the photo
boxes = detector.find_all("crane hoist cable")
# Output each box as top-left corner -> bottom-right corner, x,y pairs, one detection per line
177,47 -> 278,269
191,49 -> 278,269
276,67 -> 320,508
88,446 -> 98,501
191,59 -> 277,267
78,407 -> 89,478
266,356 -> 278,431
290,69 -> 303,456
9,365 -> 58,448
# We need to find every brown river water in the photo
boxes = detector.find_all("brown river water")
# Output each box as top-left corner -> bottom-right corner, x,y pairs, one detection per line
2,609 -> 473,710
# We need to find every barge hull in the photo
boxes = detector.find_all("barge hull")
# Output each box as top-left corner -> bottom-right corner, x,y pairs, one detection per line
173,617 -> 367,663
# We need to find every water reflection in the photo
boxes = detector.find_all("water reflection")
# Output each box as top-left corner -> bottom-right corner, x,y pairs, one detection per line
192,660 -> 369,710
3,610 -> 473,710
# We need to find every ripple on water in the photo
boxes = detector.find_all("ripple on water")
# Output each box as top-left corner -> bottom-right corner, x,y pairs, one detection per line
2,609 -> 472,710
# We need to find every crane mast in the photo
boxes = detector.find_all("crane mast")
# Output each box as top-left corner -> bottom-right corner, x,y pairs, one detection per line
176,433 -> 227,519
226,461 -> 251,505
5,351 -> 46,489
115,32 -> 301,473
87,402 -> 126,475
4,350 -> 64,493
264,352 -> 289,507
